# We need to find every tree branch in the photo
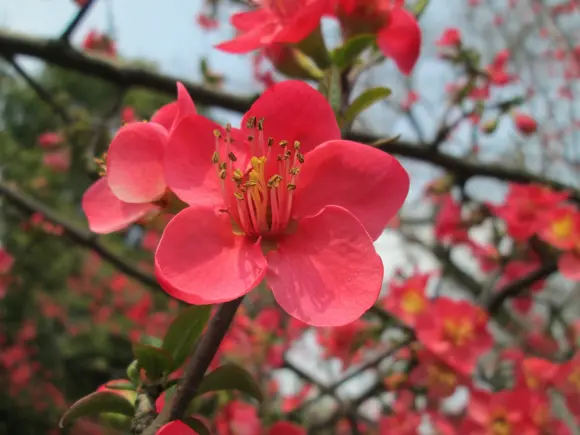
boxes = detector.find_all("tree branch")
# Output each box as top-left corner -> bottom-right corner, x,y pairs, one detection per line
60,0 -> 97,42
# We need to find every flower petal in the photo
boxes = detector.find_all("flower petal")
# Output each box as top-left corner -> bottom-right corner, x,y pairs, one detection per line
106,122 -> 168,203
268,421 -> 306,435
559,251 -> 580,281
151,82 -> 196,132
293,140 -> 409,240
241,81 -> 340,154
267,205 -> 383,327
157,421 -> 197,435
155,206 -> 267,304
164,115 -> 229,207
231,9 -> 271,31
216,23 -> 278,53
272,0 -> 330,44
377,7 -> 422,75
82,178 -> 157,234
151,102 -> 178,131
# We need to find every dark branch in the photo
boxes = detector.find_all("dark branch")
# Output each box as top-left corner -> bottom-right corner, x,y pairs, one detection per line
60,0 -> 97,42
1,31 -> 579,201
487,262 -> 558,314
0,183 -> 160,291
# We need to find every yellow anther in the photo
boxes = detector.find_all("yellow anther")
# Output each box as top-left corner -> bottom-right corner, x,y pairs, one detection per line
279,140 -> 288,148
287,184 -> 296,191
268,174 -> 282,188
257,118 -> 265,130
250,156 -> 266,170
246,116 -> 256,129
218,162 -> 227,170
297,153 -> 305,164
294,141 -> 301,150
219,169 -> 227,180
289,167 -> 300,175
213,129 -> 222,138
234,192 -> 245,200
232,169 -> 244,182
211,151 -> 220,164
228,152 -> 237,162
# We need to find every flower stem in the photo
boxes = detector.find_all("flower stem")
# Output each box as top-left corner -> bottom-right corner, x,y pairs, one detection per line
142,296 -> 244,434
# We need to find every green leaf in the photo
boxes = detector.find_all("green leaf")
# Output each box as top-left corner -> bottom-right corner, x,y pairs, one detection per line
332,34 -> 375,69
342,87 -> 392,126
185,417 -> 211,435
318,66 -> 342,118
132,343 -> 173,380
59,391 -> 134,427
197,364 -> 263,402
140,335 -> 163,348
104,380 -> 135,391
127,360 -> 140,384
162,305 -> 212,371
413,0 -> 430,17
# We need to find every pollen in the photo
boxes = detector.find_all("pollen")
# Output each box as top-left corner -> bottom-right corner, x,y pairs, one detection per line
443,317 -> 474,347
94,152 -> 107,176
211,117 -> 305,237
401,290 -> 425,315
552,216 -> 572,239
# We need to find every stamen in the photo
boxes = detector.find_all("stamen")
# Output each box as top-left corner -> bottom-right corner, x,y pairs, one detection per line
297,153 -> 305,164
228,152 -> 237,162
246,116 -> 256,129
212,151 -> 220,164
234,192 -> 244,200
287,184 -> 296,191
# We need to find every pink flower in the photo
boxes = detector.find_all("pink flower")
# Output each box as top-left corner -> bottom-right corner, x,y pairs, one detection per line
0,249 -> 15,274
82,83 -> 196,234
216,0 -> 331,54
37,132 -> 64,149
155,81 -> 409,327
513,112 -> 538,135
335,0 -> 421,75
436,28 -> 461,48
43,149 -> 70,172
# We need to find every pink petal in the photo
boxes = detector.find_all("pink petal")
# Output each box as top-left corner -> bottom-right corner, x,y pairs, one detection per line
231,9 -> 271,31
293,140 -> 409,240
106,122 -> 168,203
82,178 -> 157,234
151,102 -> 178,131
272,0 -> 330,44
267,205 -> 383,327
155,206 -> 267,304
268,421 -> 306,435
157,421 -> 198,435
559,251 -> 580,281
377,7 -> 422,75
216,23 -> 278,53
164,115 -> 226,207
241,81 -> 340,155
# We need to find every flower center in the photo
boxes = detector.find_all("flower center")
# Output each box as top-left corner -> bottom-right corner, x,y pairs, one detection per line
212,118 -> 304,238
489,413 -> 511,435
551,216 -> 572,240
442,318 -> 474,347
426,363 -> 456,389
400,290 -> 425,315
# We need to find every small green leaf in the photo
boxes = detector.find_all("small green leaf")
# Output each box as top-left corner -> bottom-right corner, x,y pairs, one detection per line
59,391 -> 134,427
132,343 -> 173,380
184,417 -> 211,435
343,87 -> 392,126
318,66 -> 342,118
162,305 -> 212,371
332,34 -> 375,69
140,335 -> 163,348
413,0 -> 430,17
127,360 -> 139,384
197,364 -> 263,402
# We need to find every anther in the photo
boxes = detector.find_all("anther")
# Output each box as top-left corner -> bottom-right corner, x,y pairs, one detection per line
279,140 -> 288,148
232,169 -> 244,182
297,153 -> 305,164
268,174 -> 282,188
228,152 -> 237,162
219,162 -> 227,170
287,184 -> 297,191
234,192 -> 245,200
294,141 -> 301,150
243,180 -> 258,188
246,116 -> 256,129
257,118 -> 265,130
284,150 -> 292,158
211,151 -> 220,164
219,169 -> 227,179
213,129 -> 222,138
248,135 -> 254,142
225,123 -> 232,132
289,167 -> 300,175
267,137 -> 274,147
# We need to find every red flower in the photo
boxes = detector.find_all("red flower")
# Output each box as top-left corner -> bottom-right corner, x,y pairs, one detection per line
155,81 -> 409,327
158,421 -> 198,435
82,30 -> 117,57
436,28 -> 461,48
37,132 -> 64,149
43,149 -> 70,172
216,0 -> 331,54
383,272 -> 430,327
434,194 -> 469,245
335,0 -> 421,75
0,248 -> 14,274
82,83 -> 196,234
409,348 -> 466,400
538,205 -> 580,250
415,298 -> 492,374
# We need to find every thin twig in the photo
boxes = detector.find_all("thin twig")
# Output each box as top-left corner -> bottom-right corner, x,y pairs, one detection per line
60,0 -> 97,42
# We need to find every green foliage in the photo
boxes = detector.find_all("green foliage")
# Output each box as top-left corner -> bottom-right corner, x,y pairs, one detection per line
59,391 -> 135,428
196,363 -> 264,402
